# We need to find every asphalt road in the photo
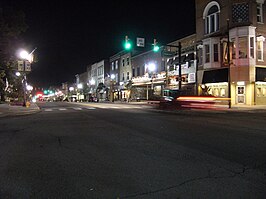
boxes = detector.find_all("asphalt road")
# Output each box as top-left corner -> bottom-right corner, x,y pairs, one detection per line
0,101 -> 266,199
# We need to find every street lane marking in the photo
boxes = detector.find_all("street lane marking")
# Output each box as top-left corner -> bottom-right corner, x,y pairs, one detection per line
44,109 -> 53,111
73,107 -> 82,110
86,107 -> 96,110
59,108 -> 67,111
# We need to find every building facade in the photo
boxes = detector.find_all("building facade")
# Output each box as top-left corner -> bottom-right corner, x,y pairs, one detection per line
196,0 -> 266,105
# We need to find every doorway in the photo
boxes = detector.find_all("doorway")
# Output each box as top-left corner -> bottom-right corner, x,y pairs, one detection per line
236,86 -> 245,104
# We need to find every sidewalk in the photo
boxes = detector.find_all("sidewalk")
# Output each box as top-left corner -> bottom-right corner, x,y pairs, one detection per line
0,102 -> 40,117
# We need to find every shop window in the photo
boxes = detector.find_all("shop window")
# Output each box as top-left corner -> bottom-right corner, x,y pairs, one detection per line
205,44 -> 210,63
203,2 -> 220,35
250,37 -> 255,58
239,37 -> 247,59
220,88 -> 226,97
213,43 -> 219,62
257,3 -> 263,23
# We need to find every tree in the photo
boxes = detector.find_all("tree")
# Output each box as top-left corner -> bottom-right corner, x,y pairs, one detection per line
0,6 -> 27,101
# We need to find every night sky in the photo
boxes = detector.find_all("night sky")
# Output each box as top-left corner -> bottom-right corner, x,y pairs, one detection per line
3,0 -> 195,88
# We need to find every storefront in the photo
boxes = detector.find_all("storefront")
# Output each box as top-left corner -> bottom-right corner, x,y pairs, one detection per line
200,68 -> 229,98
255,67 -> 266,105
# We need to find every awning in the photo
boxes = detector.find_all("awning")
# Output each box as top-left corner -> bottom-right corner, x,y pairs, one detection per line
256,67 -> 266,81
202,68 -> 228,84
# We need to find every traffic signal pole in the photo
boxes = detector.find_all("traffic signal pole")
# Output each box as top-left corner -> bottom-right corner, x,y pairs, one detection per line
178,42 -> 182,90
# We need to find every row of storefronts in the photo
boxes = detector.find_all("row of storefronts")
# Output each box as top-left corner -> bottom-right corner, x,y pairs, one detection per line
67,0 -> 266,106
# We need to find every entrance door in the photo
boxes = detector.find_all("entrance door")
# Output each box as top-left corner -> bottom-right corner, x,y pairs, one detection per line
236,86 -> 245,104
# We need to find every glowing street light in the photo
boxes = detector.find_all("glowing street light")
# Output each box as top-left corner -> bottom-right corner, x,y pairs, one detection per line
77,83 -> 83,89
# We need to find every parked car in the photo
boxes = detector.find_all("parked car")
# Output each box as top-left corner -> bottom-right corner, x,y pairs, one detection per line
89,96 -> 98,102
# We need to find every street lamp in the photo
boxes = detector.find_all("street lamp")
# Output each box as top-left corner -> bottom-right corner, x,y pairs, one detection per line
146,62 -> 156,100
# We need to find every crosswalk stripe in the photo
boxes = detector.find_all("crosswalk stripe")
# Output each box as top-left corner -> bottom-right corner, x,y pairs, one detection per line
59,108 -> 67,111
44,109 -> 53,111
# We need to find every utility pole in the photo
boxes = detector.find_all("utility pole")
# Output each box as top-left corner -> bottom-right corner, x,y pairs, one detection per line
227,19 -> 231,108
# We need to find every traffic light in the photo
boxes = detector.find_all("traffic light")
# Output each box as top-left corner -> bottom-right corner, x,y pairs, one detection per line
124,35 -> 132,50
153,39 -> 160,52
44,90 -> 48,95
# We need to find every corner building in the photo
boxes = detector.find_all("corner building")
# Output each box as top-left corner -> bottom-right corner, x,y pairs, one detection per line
196,0 -> 266,105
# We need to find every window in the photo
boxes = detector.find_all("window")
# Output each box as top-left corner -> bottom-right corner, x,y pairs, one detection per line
203,2 -> 220,35
137,67 -> 140,76
115,60 -> 118,69
127,72 -> 129,80
122,73 -> 125,81
257,40 -> 264,61
250,37 -> 255,58
257,3 -> 263,23
122,59 -> 125,67
197,46 -> 203,66
126,57 -> 130,65
111,62 -> 114,70
205,44 -> 210,63
132,68 -> 135,77
213,43 -> 219,62
232,3 -> 249,23
239,37 -> 247,59
231,39 -> 236,59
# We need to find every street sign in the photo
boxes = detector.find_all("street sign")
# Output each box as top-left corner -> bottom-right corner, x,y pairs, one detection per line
25,61 -> 31,71
136,37 -> 145,47
162,50 -> 176,57
17,60 -> 31,72
18,61 -> 24,71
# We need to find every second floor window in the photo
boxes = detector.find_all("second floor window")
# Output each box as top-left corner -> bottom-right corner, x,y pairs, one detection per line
257,38 -> 264,61
111,62 -> 114,70
126,57 -> 130,65
127,72 -> 129,80
115,60 -> 118,69
257,3 -> 263,23
205,44 -> 210,63
239,37 -> 247,59
204,2 -> 220,35
250,37 -> 255,59
122,59 -> 125,67
137,67 -> 140,76
213,43 -> 219,62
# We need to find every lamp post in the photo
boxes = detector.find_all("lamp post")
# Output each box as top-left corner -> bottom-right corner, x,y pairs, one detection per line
110,74 -> 115,102
227,19 -> 231,109
18,49 -> 35,106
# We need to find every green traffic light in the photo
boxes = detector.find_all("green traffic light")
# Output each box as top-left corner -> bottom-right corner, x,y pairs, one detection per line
153,45 -> 160,52
124,42 -> 132,50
